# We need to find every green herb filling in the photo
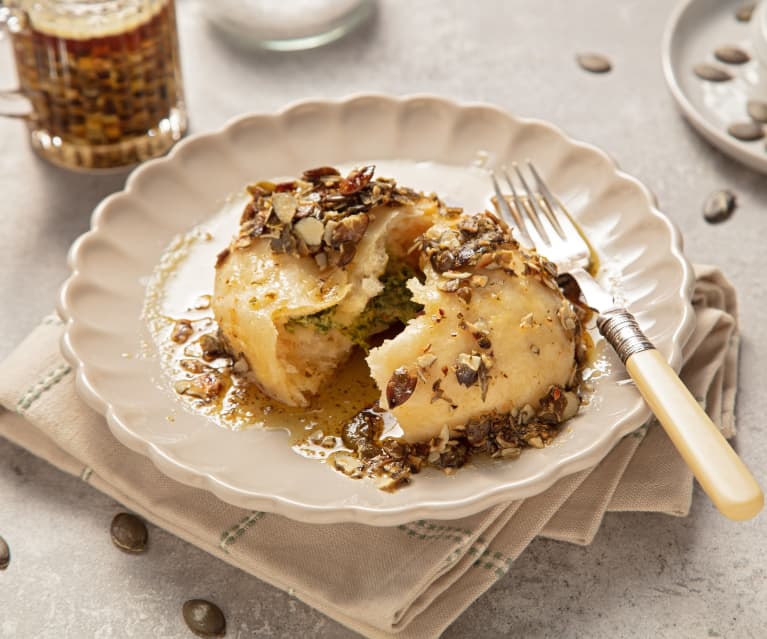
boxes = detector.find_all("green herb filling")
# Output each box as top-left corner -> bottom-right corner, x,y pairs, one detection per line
286,259 -> 423,350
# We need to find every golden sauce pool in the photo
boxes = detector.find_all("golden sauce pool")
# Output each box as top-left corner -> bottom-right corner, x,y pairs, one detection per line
154,308 -> 383,459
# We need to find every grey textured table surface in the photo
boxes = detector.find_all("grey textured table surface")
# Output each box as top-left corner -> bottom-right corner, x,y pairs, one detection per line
1,1 -> 766,637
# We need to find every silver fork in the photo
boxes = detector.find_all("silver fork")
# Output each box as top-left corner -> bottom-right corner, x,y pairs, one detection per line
491,162 -> 762,522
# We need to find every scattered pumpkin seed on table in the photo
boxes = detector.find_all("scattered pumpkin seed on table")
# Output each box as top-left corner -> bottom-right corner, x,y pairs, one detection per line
183,599 -> 227,637
703,190 -> 737,224
693,63 -> 733,82
110,512 -> 148,553
735,3 -> 756,22
0,534 -> 9,570
575,52 -> 612,73
714,45 -> 750,65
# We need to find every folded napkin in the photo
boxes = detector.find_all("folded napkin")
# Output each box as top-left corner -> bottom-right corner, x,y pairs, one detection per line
0,265 -> 739,639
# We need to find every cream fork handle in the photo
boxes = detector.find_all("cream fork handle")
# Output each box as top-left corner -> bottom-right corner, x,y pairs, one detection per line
625,348 -> 763,521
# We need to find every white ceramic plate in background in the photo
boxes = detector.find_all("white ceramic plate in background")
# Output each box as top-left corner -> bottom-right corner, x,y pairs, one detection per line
58,95 -> 695,526
663,0 -> 767,174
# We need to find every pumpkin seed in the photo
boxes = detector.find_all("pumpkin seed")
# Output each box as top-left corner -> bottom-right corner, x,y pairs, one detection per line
735,3 -> 755,22
182,599 -> 226,637
693,63 -> 733,82
746,100 -> 767,123
0,534 -> 9,570
575,52 -> 612,74
455,353 -> 482,387
714,45 -> 750,65
727,121 -> 764,141
110,512 -> 148,553
702,190 -> 737,224
386,367 -> 417,408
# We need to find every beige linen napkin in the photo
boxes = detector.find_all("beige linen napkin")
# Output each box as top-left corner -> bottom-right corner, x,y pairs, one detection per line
0,265 -> 739,639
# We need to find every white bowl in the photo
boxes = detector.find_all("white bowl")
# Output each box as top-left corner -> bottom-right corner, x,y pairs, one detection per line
663,0 -> 767,174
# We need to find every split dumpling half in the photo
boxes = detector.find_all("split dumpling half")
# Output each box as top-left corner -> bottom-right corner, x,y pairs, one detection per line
366,212 -> 583,442
212,167 -> 441,406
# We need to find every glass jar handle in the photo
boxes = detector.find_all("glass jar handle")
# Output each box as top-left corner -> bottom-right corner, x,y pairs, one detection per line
0,2 -> 34,120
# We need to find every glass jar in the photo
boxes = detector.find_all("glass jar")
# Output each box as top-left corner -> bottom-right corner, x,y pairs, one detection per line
0,0 -> 187,170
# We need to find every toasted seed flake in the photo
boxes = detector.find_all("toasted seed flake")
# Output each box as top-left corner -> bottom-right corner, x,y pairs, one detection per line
456,286 -> 472,304
442,270 -> 472,280
480,353 -> 494,370
193,294 -> 212,310
303,166 -> 340,181
174,380 -> 192,395
437,278 -> 460,292
252,180 -> 275,193
339,165 -> 375,195
274,180 -> 296,193
293,216 -> 324,246
180,359 -> 209,374
332,453 -> 364,478
171,319 -> 193,344
174,372 -> 222,400
232,355 -> 249,375
215,247 -> 230,267
272,192 -> 298,224
198,334 -> 226,361
320,435 -> 337,449
455,353 -> 482,387
519,404 -> 535,425
559,306 -> 578,331
374,474 -> 400,491
560,391 -> 581,421
329,213 -> 369,246
520,312 -> 534,328
416,353 -> 437,370
233,236 -> 252,249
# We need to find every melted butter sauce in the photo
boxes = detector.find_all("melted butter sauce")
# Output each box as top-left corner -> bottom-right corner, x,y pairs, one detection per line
143,159 -> 609,462
177,316 -> 383,456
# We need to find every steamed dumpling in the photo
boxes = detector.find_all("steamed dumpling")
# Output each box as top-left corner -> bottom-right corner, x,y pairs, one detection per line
366,212 -> 581,443
212,166 -> 441,406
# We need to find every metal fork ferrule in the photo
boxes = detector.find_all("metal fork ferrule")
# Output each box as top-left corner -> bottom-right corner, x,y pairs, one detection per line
596,308 -> 655,363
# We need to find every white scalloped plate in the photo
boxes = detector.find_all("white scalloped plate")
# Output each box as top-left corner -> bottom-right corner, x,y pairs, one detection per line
58,95 -> 695,526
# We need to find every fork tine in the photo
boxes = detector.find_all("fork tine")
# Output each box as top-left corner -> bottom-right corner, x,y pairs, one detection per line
491,162 -> 592,275
508,164 -> 551,245
527,161 -> 566,239
490,171 -> 533,246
